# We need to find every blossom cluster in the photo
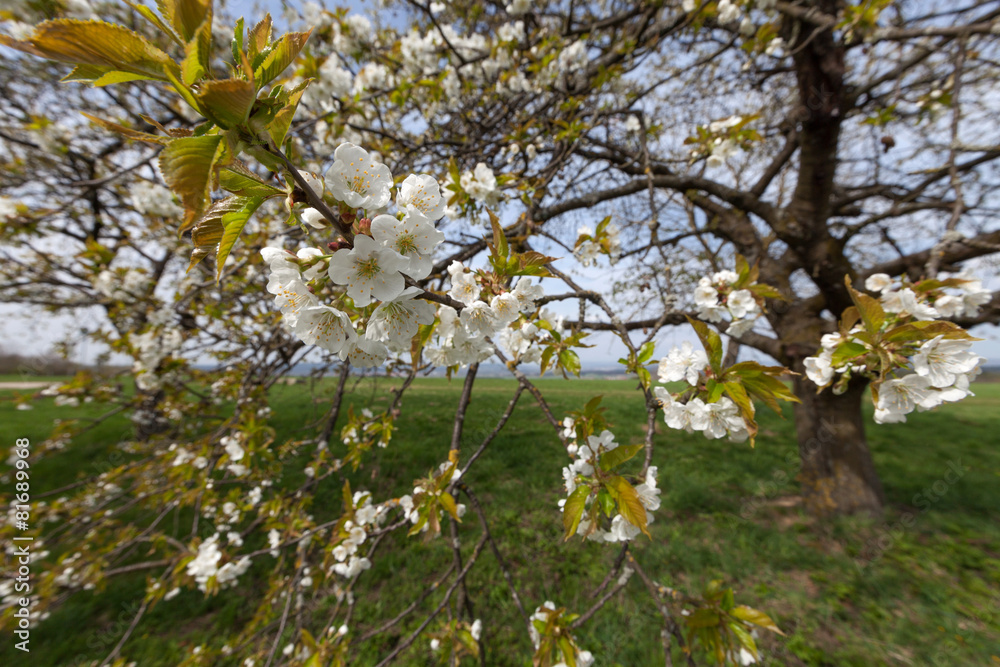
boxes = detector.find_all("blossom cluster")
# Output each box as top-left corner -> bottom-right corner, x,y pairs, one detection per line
573,222 -> 621,267
398,461 -> 467,533
804,273 -> 988,424
185,533 -> 252,593
654,388 -> 750,442
263,142 -> 449,367
529,601 -> 595,667
694,269 -> 762,336
131,323 -> 183,391
559,430 -> 660,542
865,271 -> 991,320
424,267 -> 545,368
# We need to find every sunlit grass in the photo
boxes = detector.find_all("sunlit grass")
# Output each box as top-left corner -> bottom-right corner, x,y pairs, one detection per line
2,377 -> 998,666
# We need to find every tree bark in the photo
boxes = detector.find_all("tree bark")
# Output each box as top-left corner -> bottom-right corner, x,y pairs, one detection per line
792,375 -> 884,517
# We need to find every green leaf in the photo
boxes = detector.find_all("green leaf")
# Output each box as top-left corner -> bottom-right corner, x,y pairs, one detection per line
562,485 -> 590,540
728,621 -> 758,657
606,475 -> 650,537
219,165 -> 283,197
158,0 -> 212,42
1,19 -> 170,80
487,208 -> 509,267
267,79 -> 310,146
180,16 -> 212,85
215,196 -> 266,278
723,381 -> 757,445
159,134 -> 225,231
687,316 -> 723,372
194,78 -> 256,129
730,605 -> 784,635
884,320 -> 977,344
254,30 -> 312,89
246,15 -> 273,62
637,341 -> 656,365
830,341 -> 867,367
558,349 -> 582,377
598,443 -> 644,472
439,491 -> 460,521
846,276 -> 885,333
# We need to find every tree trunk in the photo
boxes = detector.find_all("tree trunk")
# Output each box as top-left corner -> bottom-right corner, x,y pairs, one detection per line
793,375 -> 884,517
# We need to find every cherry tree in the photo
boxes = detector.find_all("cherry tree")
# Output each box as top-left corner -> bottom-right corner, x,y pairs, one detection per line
0,0 -> 997,665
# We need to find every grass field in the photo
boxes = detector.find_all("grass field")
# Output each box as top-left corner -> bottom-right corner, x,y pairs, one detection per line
1,376 -> 999,666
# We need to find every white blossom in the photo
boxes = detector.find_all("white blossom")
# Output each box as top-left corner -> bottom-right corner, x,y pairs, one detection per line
396,174 -> 446,221
293,304 -> 358,355
874,374 -> 935,424
366,287 -> 436,346
328,235 -> 408,306
324,143 -> 393,210
657,342 -> 708,386
864,273 -> 893,293
804,350 -> 835,387
911,336 -> 981,388
370,213 -> 444,280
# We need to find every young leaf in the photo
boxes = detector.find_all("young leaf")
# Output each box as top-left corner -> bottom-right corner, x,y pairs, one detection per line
687,316 -> 723,372
562,485 -> 590,540
218,164 -> 282,197
159,0 -> 213,43
158,134 -> 225,231
606,475 -> 650,537
637,341 -> 656,365
438,491 -> 461,521
598,443 -> 644,472
0,19 -> 170,80
730,605 -> 785,635
487,208 -> 509,268
846,276 -> 885,333
180,16 -> 212,85
558,349 -> 582,377
194,78 -> 256,129
215,195 -> 266,278
254,30 -> 312,89
267,79 -> 311,146
723,381 -> 757,445
830,341 -> 867,367
246,15 -> 273,62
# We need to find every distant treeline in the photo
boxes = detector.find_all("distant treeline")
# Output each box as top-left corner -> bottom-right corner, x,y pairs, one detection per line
0,352 -> 125,376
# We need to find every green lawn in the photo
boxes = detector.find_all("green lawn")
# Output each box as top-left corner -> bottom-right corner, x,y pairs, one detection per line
1,377 -> 999,666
